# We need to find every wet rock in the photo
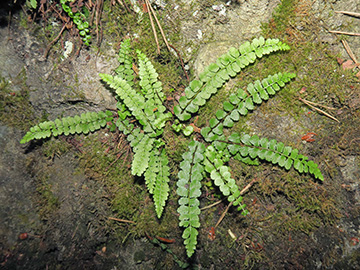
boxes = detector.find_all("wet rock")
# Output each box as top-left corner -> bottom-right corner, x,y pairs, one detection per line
179,0 -> 280,67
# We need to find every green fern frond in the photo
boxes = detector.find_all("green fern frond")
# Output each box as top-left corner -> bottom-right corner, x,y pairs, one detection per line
203,145 -> 248,213
152,148 -> 170,218
129,132 -> 155,176
137,51 -> 172,130
137,51 -> 164,103
177,141 -> 205,257
101,53 -> 172,134
115,39 -> 135,86
174,37 -> 291,121
20,111 -> 113,144
99,73 -> 156,133
226,133 -> 324,181
201,72 -> 296,142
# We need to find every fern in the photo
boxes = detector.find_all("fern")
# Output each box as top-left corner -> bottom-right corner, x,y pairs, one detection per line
201,72 -> 296,142
99,74 -> 156,133
152,148 -> 170,218
130,132 -> 155,176
174,37 -> 290,121
177,141 -> 205,257
22,39 -> 172,219
20,37 -> 325,259
20,111 -> 113,144
115,39 -> 135,86
203,145 -> 248,212
225,133 -> 324,181
173,37 -> 324,257
99,44 -> 172,218
60,0 -> 91,46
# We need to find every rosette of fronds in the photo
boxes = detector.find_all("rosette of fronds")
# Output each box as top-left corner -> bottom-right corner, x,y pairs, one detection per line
21,37 -> 325,259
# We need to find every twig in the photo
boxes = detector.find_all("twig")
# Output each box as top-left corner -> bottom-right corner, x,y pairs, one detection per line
349,138 -> 360,146
144,1 -> 188,83
116,0 -> 132,13
298,97 -> 336,110
145,0 -> 160,54
146,0 -> 171,52
341,40 -> 360,69
335,11 -> 360,18
200,200 -> 223,211
44,23 -> 67,59
239,178 -> 257,196
71,224 -> 79,239
169,44 -> 190,82
328,30 -> 360,37
92,0 -> 104,46
108,217 -> 136,224
299,97 -> 340,122
215,201 -> 233,229
214,178 -> 257,229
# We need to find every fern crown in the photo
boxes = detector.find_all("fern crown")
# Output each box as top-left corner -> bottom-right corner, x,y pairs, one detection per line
20,37 -> 323,257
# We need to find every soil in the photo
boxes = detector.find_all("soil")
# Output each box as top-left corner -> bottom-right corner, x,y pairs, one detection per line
0,0 -> 360,269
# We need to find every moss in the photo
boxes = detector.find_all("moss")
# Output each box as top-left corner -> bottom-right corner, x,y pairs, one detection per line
36,179 -> 60,218
41,139 -> 72,159
74,131 -> 180,241
0,72 -> 38,130
262,0 -> 298,39
25,158 -> 61,219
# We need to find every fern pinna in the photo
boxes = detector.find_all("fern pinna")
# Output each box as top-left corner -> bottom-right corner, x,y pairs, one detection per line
20,37 -> 324,258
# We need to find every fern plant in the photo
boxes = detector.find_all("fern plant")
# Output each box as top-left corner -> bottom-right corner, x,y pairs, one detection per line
20,37 -> 324,258
60,0 -> 91,46
26,0 -> 91,46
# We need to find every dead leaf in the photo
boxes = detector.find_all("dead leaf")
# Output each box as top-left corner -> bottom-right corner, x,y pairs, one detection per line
299,87 -> 307,94
341,59 -> 357,70
337,57 -> 345,65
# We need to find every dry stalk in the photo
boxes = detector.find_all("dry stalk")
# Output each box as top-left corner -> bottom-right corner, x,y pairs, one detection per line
299,97 -> 340,123
146,0 -> 171,52
214,178 -> 257,229
335,11 -> 360,18
145,0 -> 160,54
108,217 -> 136,224
44,23 -> 67,59
341,40 -> 360,71
328,30 -> 360,37
200,200 -> 223,211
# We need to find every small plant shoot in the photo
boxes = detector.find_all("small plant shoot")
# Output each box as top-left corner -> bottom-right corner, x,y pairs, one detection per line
21,37 -> 324,258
